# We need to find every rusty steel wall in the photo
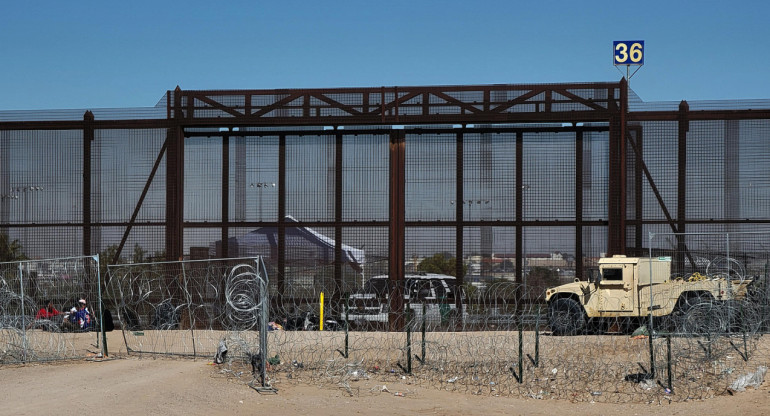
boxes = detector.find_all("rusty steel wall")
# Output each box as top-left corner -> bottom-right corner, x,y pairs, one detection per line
1,81 -> 769,330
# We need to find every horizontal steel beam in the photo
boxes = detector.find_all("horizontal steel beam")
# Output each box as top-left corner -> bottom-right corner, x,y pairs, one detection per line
629,109 -> 770,122
182,125 -> 610,138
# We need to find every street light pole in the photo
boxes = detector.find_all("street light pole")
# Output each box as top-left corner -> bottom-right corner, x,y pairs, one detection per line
250,182 -> 275,221
2,186 -> 44,255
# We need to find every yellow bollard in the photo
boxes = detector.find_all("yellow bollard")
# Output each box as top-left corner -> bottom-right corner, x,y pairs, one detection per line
320,292 -> 324,331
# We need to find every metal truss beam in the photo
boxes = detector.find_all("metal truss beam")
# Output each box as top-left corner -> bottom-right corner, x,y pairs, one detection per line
170,83 -> 622,127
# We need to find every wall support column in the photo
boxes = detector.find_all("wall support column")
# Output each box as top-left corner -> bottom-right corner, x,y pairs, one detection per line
388,130 -> 406,331
83,111 -> 94,256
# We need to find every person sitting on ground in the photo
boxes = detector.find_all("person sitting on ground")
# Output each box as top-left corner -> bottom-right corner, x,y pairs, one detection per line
35,300 -> 61,321
29,300 -> 63,330
71,299 -> 93,331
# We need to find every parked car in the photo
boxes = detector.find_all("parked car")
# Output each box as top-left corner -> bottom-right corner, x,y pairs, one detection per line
345,272 -> 466,329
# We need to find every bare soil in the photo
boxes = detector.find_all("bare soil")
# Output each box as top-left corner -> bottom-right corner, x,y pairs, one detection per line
3,331 -> 770,415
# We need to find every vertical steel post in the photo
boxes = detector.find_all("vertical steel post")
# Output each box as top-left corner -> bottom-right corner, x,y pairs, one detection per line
455,131 -> 465,324
575,129 -> 583,279
277,134 -> 286,296
633,127 -> 644,251
607,80 -> 627,255
83,111 -> 94,256
515,131 -> 524,291
166,87 -> 185,261
221,132 -> 230,257
388,130 -> 406,331
455,131 -> 464,280
676,101 -> 689,269
334,131 -> 343,310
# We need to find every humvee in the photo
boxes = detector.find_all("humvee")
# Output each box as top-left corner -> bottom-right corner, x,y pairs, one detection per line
545,255 -> 756,335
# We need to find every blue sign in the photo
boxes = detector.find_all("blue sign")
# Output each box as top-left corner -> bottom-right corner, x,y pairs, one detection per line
613,41 -> 644,65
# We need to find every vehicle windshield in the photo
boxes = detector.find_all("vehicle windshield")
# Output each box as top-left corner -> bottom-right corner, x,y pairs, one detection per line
602,267 -> 623,281
359,278 -> 388,296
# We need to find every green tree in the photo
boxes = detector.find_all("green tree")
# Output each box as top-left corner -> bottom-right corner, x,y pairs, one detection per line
0,232 -> 27,262
417,252 -> 467,277
98,244 -> 126,278
132,243 -> 147,263
525,266 -> 561,301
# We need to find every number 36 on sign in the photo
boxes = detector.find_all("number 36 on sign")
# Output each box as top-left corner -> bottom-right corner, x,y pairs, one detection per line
613,41 -> 644,65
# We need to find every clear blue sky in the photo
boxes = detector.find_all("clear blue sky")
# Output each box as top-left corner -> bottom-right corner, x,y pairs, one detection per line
2,1 -> 769,111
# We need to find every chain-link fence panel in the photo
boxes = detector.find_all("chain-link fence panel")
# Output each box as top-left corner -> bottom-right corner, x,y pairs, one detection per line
0,255 -> 104,363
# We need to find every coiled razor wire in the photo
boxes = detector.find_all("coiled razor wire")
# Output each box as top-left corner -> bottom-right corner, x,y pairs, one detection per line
224,264 -> 263,331
5,253 -> 770,403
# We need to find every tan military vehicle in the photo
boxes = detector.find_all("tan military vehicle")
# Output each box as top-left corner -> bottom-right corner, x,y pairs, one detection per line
545,255 -> 756,335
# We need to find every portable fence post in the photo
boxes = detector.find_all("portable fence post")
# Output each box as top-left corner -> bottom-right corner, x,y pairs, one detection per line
649,326 -> 655,379
251,257 -> 276,393
96,254 -> 108,357
666,335 -> 673,393
344,304 -> 349,358
532,312 -> 540,367
406,324 -> 412,374
417,302 -> 426,364
338,304 -> 349,358
510,317 -> 524,383
743,332 -> 748,361
518,320 -> 524,384
19,262 -> 27,362
397,306 -> 413,374
180,261 -> 195,358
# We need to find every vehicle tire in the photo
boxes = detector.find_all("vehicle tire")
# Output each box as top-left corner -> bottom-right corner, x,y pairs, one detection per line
548,298 -> 586,336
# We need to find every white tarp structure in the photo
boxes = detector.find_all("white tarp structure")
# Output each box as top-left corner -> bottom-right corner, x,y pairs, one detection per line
216,216 -> 365,272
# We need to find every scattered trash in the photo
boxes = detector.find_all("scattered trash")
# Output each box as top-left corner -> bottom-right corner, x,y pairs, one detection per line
631,325 -> 649,337
239,400 -> 243,404
292,360 -> 304,369
447,376 -> 459,383
394,392 -> 404,397
663,388 -> 672,394
729,366 -> 767,392
214,340 -> 228,364
591,391 -> 602,396
625,372 -> 653,383
380,385 -> 390,393
551,368 -> 558,375
401,375 -> 406,380
640,379 -> 655,390
132,331 -> 144,336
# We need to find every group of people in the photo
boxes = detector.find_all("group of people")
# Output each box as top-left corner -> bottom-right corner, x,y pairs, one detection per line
34,298 -> 93,331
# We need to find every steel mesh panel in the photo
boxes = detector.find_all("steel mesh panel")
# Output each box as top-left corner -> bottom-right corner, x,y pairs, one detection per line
462,132 -> 517,222
405,134 -> 456,222
93,128 -> 167,223
342,134 -> 389,222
